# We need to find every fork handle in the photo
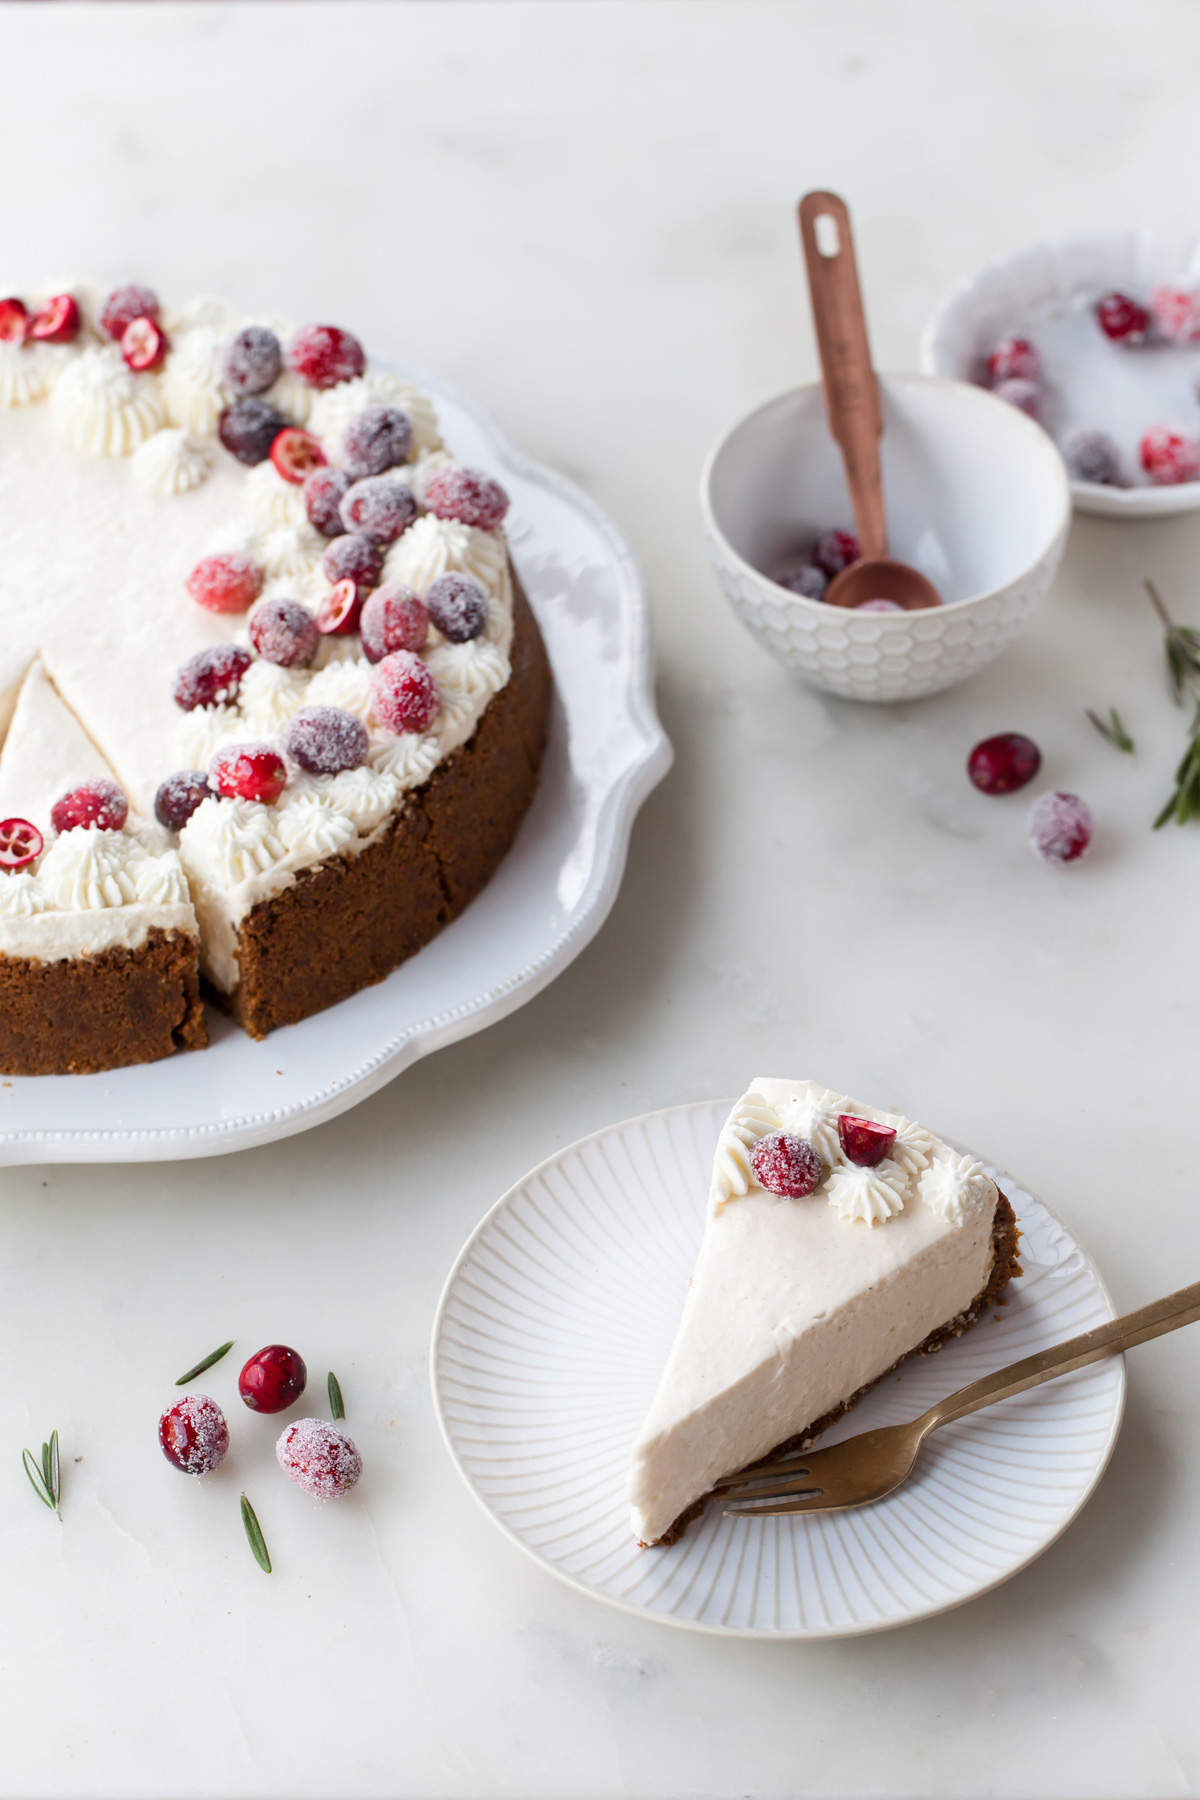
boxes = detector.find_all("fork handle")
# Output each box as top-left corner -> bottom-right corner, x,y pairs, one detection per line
922,1277 -> 1200,1433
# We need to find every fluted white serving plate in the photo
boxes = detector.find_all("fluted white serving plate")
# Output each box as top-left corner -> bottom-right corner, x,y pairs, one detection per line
0,362 -> 671,1165
433,1099 -> 1124,1639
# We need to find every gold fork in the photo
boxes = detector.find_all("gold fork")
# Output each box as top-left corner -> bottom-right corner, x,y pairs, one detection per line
718,1276 -> 1200,1519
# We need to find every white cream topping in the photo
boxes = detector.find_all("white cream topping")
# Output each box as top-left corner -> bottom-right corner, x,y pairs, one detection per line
309,372 -> 442,457
50,345 -> 166,455
160,328 -> 229,435
131,427 -> 216,495
711,1092 -> 780,1208
824,1159 -> 909,1226
919,1153 -> 996,1225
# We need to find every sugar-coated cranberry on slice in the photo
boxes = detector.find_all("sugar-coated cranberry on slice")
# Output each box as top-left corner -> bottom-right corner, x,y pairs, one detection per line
220,323 -> 282,396
322,531 -> 383,591
838,1115 -> 897,1168
986,334 -> 1042,385
270,427 -> 327,485
209,742 -> 287,805
1150,284 -> 1200,345
425,464 -> 510,531
360,584 -> 429,663
370,650 -> 440,735
992,377 -> 1040,419
778,563 -> 827,600
249,596 -> 319,667
173,644 -> 252,710
0,818 -> 43,870
28,293 -> 81,344
967,731 -> 1041,795
812,528 -> 860,578
121,315 -> 168,372
284,705 -> 369,775
339,475 -> 417,545
238,1344 -> 307,1414
304,465 -> 352,538
99,282 -> 160,341
154,770 -> 211,831
1028,790 -> 1093,864
1095,291 -> 1149,344
276,1417 -> 362,1499
341,405 -> 414,478
315,579 -> 363,637
50,779 -> 128,836
425,571 -> 488,643
1140,423 -> 1200,486
751,1131 -> 821,1198
159,1394 -> 229,1477
0,297 -> 30,343
285,323 -> 366,389
218,397 -> 289,467
186,551 -> 264,616
1062,428 -> 1123,486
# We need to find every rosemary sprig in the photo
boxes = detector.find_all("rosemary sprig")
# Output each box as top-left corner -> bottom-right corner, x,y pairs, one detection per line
327,1372 -> 345,1421
176,1340 -> 235,1386
1145,580 -> 1200,706
240,1493 -> 272,1573
1086,706 -> 1135,754
23,1429 -> 61,1519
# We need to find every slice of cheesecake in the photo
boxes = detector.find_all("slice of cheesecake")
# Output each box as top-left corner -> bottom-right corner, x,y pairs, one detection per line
628,1078 -> 1021,1546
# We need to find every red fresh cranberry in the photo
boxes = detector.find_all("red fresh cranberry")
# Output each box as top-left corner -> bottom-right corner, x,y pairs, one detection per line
322,532 -> 383,590
0,818 -> 43,871
339,475 -> 417,545
50,779 -> 128,835
0,297 -> 29,343
158,1394 -> 229,1477
27,293 -> 81,344
838,1115 -> 896,1167
1096,291 -> 1149,344
284,705 -> 369,774
249,596 -> 319,667
813,528 -> 861,578
121,315 -> 168,371
218,397 -> 289,467
154,771 -> 211,831
209,742 -> 287,805
426,571 -> 488,643
986,334 -> 1041,384
1028,790 -> 1093,864
315,579 -> 363,636
99,283 -> 160,341
370,650 -> 440,734
967,731 -> 1041,795
173,644 -> 252,710
220,324 -> 282,396
341,405 -> 413,478
304,466 -> 352,538
425,465 -> 510,531
1062,428 -> 1123,486
360,584 -> 429,663
270,427 -> 327,485
238,1344 -> 307,1414
186,551 -> 264,616
276,1417 -> 362,1499
778,563 -> 827,600
285,324 -> 366,389
992,377 -> 1040,419
751,1131 -> 821,1198
1140,424 -> 1200,486
1151,284 -> 1200,345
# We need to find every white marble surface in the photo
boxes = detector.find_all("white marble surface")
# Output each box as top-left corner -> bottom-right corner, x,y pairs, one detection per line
4,3 -> 1200,1794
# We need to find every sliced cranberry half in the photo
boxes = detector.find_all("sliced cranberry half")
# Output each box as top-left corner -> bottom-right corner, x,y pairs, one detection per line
838,1116 -> 896,1168
967,732 -> 1041,795
0,818 -> 43,871
28,293 -> 81,343
50,779 -> 128,835
270,427 -> 327,485
315,578 -> 362,636
238,1344 -> 307,1414
121,315 -> 168,372
0,298 -> 29,344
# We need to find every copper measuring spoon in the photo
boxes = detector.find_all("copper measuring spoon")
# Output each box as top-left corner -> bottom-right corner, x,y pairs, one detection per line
797,191 -> 941,612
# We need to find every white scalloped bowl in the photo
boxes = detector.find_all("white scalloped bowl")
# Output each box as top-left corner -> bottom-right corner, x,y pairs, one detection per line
921,229 -> 1200,518
701,376 -> 1070,704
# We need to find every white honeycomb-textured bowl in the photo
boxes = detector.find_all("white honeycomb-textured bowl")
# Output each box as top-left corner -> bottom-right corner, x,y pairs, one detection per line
701,376 -> 1070,704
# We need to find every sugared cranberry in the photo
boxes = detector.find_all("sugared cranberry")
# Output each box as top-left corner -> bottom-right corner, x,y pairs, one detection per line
857,598 -> 905,613
284,705 -> 369,775
270,427 -> 326,485
778,563 -> 827,600
209,742 -> 287,805
341,405 -> 413,478
249,596 -> 319,667
154,770 -> 211,831
121,315 -> 168,371
99,283 -> 160,341
187,551 -> 264,615
238,1344 -> 307,1414
315,579 -> 363,636
426,571 -> 488,643
1096,291 -> 1149,344
276,1417 -> 362,1499
1151,284 -> 1200,346
285,324 -> 366,389
50,779 -> 128,835
158,1394 -> 229,1477
992,377 -> 1041,419
838,1115 -> 896,1168
220,324 -> 282,396
370,651 -> 440,734
339,475 -> 417,545
1140,424 -> 1200,486
1062,428 -> 1123,486
0,298 -> 29,343
360,585 -> 429,663
0,818 -> 43,871
986,334 -> 1041,384
425,465 -> 510,531
322,532 -> 383,590
751,1131 -> 821,1198
218,397 -> 288,467
173,644 -> 252,710
967,731 -> 1041,795
304,466 -> 352,538
1028,790 -> 1093,864
28,293 -> 81,344
812,529 -> 860,578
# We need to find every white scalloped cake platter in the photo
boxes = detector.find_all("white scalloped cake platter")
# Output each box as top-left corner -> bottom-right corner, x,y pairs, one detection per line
432,1100 -> 1125,1639
0,365 -> 671,1164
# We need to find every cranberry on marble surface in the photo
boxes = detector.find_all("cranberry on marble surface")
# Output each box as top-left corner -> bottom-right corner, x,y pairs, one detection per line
751,1131 -> 821,1198
315,579 -> 363,637
339,475 -> 417,545
238,1344 -> 307,1415
218,398 -> 288,467
304,466 -> 352,538
777,563 -> 827,600
341,405 -> 413,478
276,1417 -> 362,1499
992,377 -> 1040,419
220,324 -> 282,396
159,1394 -> 229,1476
1140,424 -> 1200,486
426,572 -> 487,643
285,324 -> 365,389
0,818 -> 43,870
1095,291 -> 1149,344
838,1115 -> 896,1168
187,551 -> 264,616
120,315 -> 168,371
173,644 -> 252,711
270,427 -> 326,485
284,705 -> 368,775
360,584 -> 429,663
154,771 -> 211,832
1062,428 -> 1123,486
425,465 -> 509,531
370,650 -> 440,735
812,529 -> 860,578
50,779 -> 128,835
1150,284 -> 1200,346
249,596 -> 319,667
322,532 -> 383,590
1028,790 -> 1093,864
967,732 -> 1041,795
0,298 -> 29,343
209,742 -> 287,805
28,293 -> 81,344
986,334 -> 1041,384
99,283 -> 160,341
